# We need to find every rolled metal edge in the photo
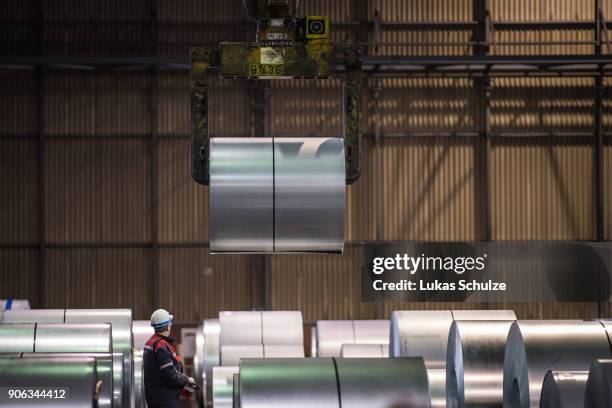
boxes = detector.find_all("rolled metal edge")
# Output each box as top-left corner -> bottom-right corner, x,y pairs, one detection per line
585,359 -> 612,408
133,350 -> 145,408
336,357 -> 431,408
504,320 -> 611,408
446,320 -> 513,408
540,370 -> 589,408
132,320 -> 154,352
0,323 -> 36,352
310,326 -> 317,357
315,320 -> 356,358
204,319 -> 221,407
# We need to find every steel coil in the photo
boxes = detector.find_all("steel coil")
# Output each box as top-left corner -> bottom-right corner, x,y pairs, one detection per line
263,344 -> 304,358
310,326 -> 317,357
503,320 -> 610,408
447,320 -> 514,408
584,359 -> 612,408
15,352 -> 120,408
261,311 -> 303,345
1,309 -> 65,323
232,374 -> 240,408
315,320 -> 390,358
213,366 -> 239,408
196,319 -> 220,407
0,299 -> 30,312
391,310 -> 516,408
340,344 -> 388,358
64,309 -> 133,408
428,368 -> 447,408
0,355 -> 99,408
133,350 -> 145,408
239,358 -> 339,408
539,370 -> 588,408
132,320 -> 154,351
335,358 -> 430,408
0,323 -> 111,353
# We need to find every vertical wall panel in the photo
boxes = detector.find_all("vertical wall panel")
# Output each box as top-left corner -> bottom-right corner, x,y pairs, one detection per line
491,138 -> 595,240
381,138 -> 478,241
606,144 -> 611,240
46,249 -> 152,319
346,138 -> 376,241
158,139 -> 208,242
45,140 -> 151,242
0,250 -> 39,307
159,249 -> 251,321
158,73 -> 189,136
45,72 -> 150,137
0,141 -> 38,244
0,72 -> 37,136
270,246 -> 377,321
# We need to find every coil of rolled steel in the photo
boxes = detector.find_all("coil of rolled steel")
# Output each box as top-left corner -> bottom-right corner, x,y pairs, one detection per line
503,320 -> 611,408
213,366 -> 239,408
15,352 -> 120,408
261,311 -> 303,345
335,357 -> 430,408
315,320 -> 390,358
133,350 -> 145,408
64,309 -> 133,408
0,299 -> 30,312
310,326 -> 317,357
0,309 -> 133,408
195,319 -> 221,407
0,355 -> 99,408
263,344 -> 305,358
239,358 -> 339,408
539,370 -> 589,408
390,310 -> 516,408
132,320 -> 154,351
584,359 -> 612,408
232,374 -> 240,408
446,320 -> 514,408
221,345 -> 264,366
340,344 -> 388,358
428,368 -> 447,408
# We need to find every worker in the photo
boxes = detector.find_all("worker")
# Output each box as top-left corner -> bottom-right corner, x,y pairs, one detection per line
143,309 -> 196,408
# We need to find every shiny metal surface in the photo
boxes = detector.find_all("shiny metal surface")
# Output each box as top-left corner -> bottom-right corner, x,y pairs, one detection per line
263,344 -> 304,358
0,299 -> 30,311
133,350 -> 145,408
336,358 -> 431,408
132,320 -> 154,351
17,352 -> 119,408
210,138 -> 274,253
196,319 -> 220,407
273,137 -> 345,253
315,320 -> 355,358
353,320 -> 390,345
221,345 -> 263,366
0,355 -> 98,408
428,368 -> 448,408
64,309 -> 133,408
35,323 -> 112,353
212,366 -> 238,408
447,320 -> 514,408
239,358 -> 339,408
451,310 -> 517,321
585,359 -> 612,408
1,309 -> 65,323
261,311 -> 303,345
0,323 -> 35,352
340,344 -> 388,358
540,370 -> 589,408
310,327 -> 317,357
220,312 -> 262,346
503,320 -> 610,408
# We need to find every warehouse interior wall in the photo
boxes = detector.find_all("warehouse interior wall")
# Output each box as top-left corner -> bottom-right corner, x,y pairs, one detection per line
0,0 -> 610,321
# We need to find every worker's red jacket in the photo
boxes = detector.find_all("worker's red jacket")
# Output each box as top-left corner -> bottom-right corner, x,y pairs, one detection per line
143,333 -> 189,408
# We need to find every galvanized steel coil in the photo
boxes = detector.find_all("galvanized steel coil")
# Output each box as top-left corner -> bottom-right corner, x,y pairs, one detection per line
340,344 -> 388,358
0,323 -> 111,353
213,366 -> 239,408
584,359 -> 612,408
132,320 -> 154,351
133,350 -> 145,408
0,355 -> 100,408
503,320 -> 611,408
539,370 -> 588,408
209,137 -> 345,253
315,320 -> 390,357
390,310 -> 516,408
220,312 -> 263,346
0,308 -> 133,408
446,320 -> 514,408
237,357 -> 431,408
195,319 -> 221,408
261,311 -> 303,345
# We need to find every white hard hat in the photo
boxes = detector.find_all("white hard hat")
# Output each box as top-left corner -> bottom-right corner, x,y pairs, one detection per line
151,309 -> 173,330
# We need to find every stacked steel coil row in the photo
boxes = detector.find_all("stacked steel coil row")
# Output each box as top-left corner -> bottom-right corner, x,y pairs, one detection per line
194,311 -> 305,407
0,309 -> 133,408
313,320 -> 390,357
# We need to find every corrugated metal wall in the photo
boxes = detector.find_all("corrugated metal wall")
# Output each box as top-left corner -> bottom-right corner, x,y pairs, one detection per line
0,0 -> 610,321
